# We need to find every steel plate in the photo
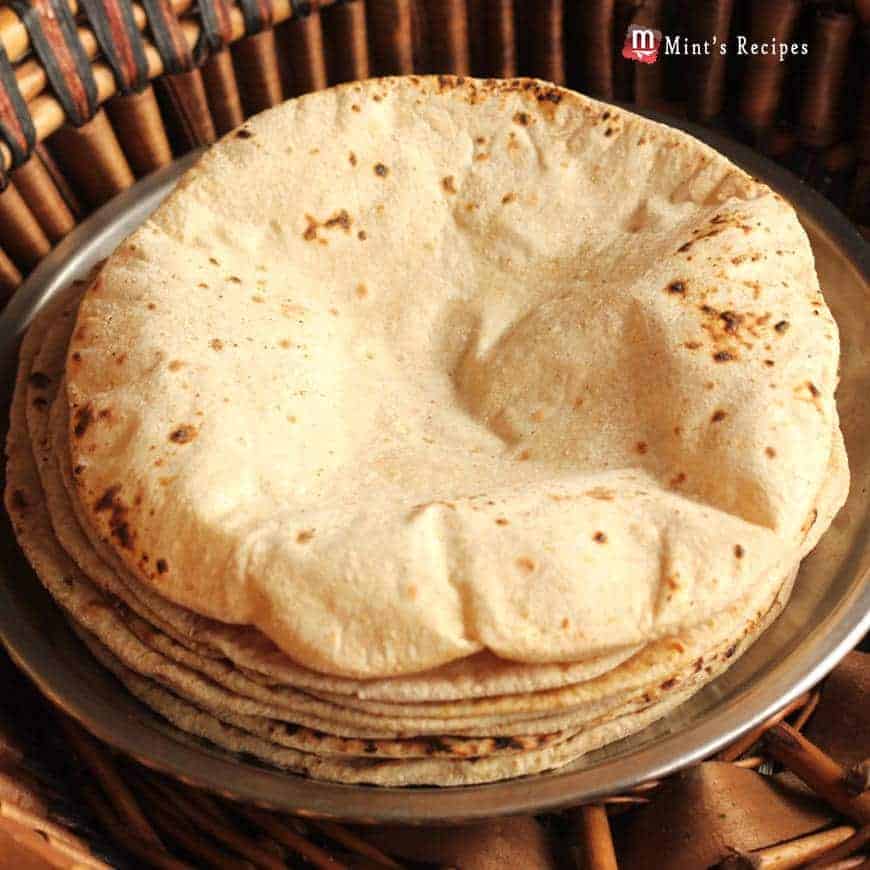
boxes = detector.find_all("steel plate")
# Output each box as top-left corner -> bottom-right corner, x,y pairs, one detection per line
0,121 -> 867,823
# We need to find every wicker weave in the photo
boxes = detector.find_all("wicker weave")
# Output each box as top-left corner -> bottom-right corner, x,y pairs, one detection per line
0,1 -> 867,866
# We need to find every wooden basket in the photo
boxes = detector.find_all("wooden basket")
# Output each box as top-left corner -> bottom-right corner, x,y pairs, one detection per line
0,0 -> 867,304
0,1 -> 868,866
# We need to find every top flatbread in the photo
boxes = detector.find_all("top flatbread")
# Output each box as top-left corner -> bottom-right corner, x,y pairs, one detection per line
64,76 -> 844,678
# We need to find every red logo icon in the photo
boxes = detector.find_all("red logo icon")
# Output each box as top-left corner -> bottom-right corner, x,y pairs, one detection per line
622,25 -> 662,64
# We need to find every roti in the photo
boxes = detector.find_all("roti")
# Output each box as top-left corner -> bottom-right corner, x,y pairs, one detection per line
64,76 -> 843,678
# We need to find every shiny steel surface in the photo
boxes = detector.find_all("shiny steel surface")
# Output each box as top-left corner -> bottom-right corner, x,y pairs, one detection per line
0,125 -> 867,823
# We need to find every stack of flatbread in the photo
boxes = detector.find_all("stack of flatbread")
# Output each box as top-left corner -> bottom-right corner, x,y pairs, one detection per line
4,76 -> 848,786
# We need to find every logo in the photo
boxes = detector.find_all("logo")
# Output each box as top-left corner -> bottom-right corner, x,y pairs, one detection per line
622,25 -> 662,64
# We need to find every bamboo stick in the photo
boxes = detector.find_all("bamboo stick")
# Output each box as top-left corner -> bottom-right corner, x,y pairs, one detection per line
323,0 -> 370,83
277,12 -> 328,99
142,778 -> 285,870
804,825 -> 870,869
106,86 -> 174,175
238,806 -> 349,870
526,0 -> 564,85
717,693 -> 811,763
366,0 -> 416,75
233,29 -> 284,113
47,109 -> 135,206
763,723 -> 870,826
569,804 -> 619,870
58,717 -> 164,850
308,819 -> 403,869
570,0 -> 614,99
157,69 -> 217,148
0,247 -> 22,303
738,0 -> 802,135
798,9 -> 856,149
687,0 -> 735,122
11,152 -> 76,242
0,181 -> 51,269
143,798 -> 253,870
201,48 -> 245,135
718,826 -> 857,869
35,143 -> 82,218
422,0 -> 470,75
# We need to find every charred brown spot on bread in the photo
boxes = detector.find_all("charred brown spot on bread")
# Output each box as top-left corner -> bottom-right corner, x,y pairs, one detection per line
774,320 -> 790,334
724,643 -> 738,659
495,517 -> 509,526
516,556 -> 535,573
586,487 -> 615,501
210,339 -> 223,351
513,111 -> 531,126
324,210 -> 352,231
235,128 -> 253,139
296,529 -> 315,544
70,352 -> 82,364
94,485 -> 121,513
10,489 -> 28,510
808,381 -> 820,397
670,472 -> 687,487
156,558 -> 168,574
94,485 -> 135,551
374,163 -> 389,177
660,677 -> 678,690
73,404 -> 94,438
667,281 -> 685,295
734,544 -> 745,559
636,441 -> 648,454
801,508 -> 818,536
303,215 -> 319,241
713,350 -> 735,363
501,192 -> 517,205
719,311 -> 741,334
98,408 -> 112,421
593,531 -> 607,544
355,284 -> 368,299
28,371 -> 51,389
169,425 -> 198,444
442,175 -> 456,194
711,410 -> 727,423
357,230 -> 367,241
765,446 -> 777,458
348,152 -> 357,166
168,360 -> 185,371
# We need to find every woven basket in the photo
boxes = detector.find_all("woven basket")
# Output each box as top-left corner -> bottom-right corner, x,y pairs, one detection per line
0,0 -> 868,866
